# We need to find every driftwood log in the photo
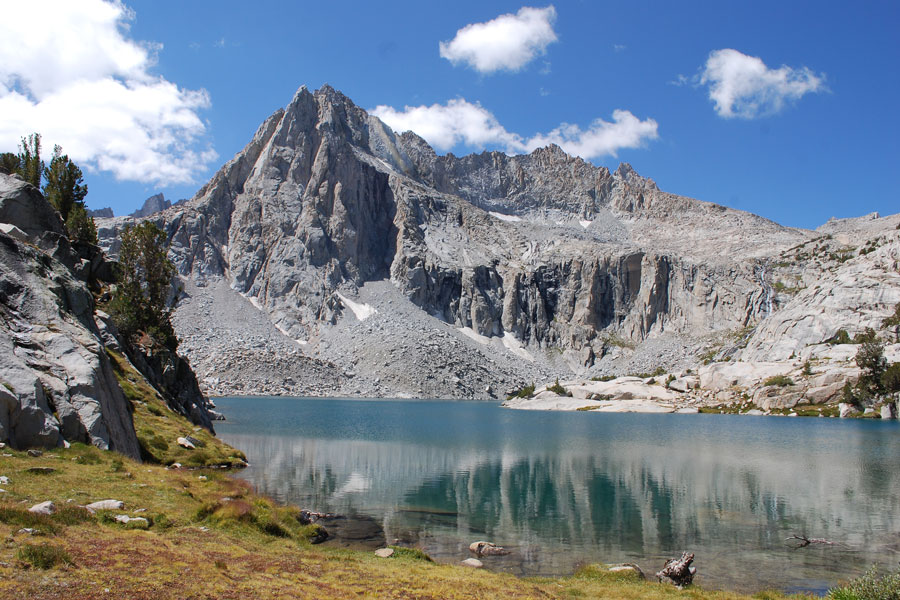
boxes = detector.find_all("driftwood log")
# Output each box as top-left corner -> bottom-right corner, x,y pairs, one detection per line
656,552 -> 696,588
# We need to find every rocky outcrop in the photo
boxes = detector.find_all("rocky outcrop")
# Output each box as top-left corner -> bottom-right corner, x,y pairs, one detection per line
87,207 -> 114,218
130,193 -> 172,218
0,183 -> 140,455
0,172 -> 214,453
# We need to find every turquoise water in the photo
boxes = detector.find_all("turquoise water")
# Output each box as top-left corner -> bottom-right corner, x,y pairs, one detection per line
214,397 -> 900,594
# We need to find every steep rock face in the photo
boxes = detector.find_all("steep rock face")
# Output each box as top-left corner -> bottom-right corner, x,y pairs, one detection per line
742,230 -> 900,361
0,209 -> 140,456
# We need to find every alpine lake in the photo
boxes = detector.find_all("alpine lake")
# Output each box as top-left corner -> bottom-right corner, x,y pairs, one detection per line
214,396 -> 900,595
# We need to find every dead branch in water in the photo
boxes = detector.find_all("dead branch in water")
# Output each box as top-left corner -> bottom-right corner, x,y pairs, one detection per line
786,534 -> 844,548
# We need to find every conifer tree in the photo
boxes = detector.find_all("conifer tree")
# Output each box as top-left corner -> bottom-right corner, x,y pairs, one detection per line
17,133 -> 43,188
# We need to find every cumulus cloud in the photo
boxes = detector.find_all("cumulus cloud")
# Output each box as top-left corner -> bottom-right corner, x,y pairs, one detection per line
371,99 -> 658,160
0,0 -> 216,185
699,48 -> 825,118
371,99 -> 521,151
439,6 -> 558,73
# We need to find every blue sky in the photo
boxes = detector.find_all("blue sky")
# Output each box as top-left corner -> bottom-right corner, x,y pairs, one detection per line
1,1 -> 897,228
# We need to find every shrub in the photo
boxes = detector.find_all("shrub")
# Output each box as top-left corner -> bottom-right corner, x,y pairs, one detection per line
16,543 -> 72,569
764,375 -> 795,387
388,546 -> 433,562
547,378 -> 570,396
827,565 -> 900,600
507,383 -> 535,400
590,375 -> 616,382
827,329 -> 852,345
0,507 -> 58,534
802,361 -> 812,376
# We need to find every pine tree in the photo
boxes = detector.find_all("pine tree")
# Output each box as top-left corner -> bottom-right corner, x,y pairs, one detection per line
0,152 -> 19,174
109,222 -> 178,350
17,133 -> 43,188
43,145 -> 88,222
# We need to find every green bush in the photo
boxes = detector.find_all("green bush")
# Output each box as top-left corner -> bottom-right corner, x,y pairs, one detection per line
547,378 -> 570,396
764,375 -> 795,387
827,329 -> 852,345
590,375 -> 616,382
827,565 -> 900,600
16,543 -> 72,569
507,383 -> 535,400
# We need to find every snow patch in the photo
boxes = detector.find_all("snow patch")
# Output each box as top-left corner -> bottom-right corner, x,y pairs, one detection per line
489,211 -> 522,223
458,327 -> 534,361
502,332 -> 534,361
248,296 -> 264,311
336,292 -> 377,321
579,220 -> 592,228
457,326 -> 491,345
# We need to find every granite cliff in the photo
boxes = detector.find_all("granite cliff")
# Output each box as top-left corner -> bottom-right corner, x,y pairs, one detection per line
0,171 -> 215,452
95,85 -> 900,403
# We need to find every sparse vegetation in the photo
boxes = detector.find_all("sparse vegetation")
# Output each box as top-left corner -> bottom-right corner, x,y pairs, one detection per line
826,329 -> 852,345
107,349 -> 246,467
16,543 -> 72,570
547,378 -> 571,396
763,375 -> 795,387
590,374 -> 616,382
629,366 -> 667,379
827,564 -> 900,600
603,333 -> 636,350
506,383 -> 535,400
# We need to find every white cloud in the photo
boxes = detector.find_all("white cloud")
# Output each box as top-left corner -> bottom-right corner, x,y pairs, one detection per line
371,99 -> 658,161
0,0 -> 216,185
525,111 -> 659,159
439,6 -> 558,73
699,48 -> 825,118
371,99 -> 522,151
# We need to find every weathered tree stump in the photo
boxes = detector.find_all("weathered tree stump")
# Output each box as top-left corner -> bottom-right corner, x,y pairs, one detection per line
656,552 -> 696,588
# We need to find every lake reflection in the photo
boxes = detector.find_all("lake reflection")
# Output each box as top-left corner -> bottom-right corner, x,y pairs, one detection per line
214,397 -> 900,593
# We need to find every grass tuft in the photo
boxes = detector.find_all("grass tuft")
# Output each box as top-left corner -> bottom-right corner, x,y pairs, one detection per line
16,543 -> 72,569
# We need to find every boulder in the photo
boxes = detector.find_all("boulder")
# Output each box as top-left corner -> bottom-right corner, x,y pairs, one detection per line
114,514 -> 149,528
700,362 -> 794,391
805,382 -> 844,404
28,501 -> 56,515
753,387 -> 803,411
374,548 -> 394,558
85,499 -> 125,512
839,403 -> 858,418
461,558 -> 483,568
176,437 -> 196,449
608,563 -> 645,579
0,174 -> 65,239
882,402 -> 898,420
468,541 -> 509,556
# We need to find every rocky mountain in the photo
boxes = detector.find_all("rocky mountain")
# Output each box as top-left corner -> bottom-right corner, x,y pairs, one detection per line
130,193 -> 173,218
0,171 -> 215,452
95,85 -> 900,401
87,207 -> 114,218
